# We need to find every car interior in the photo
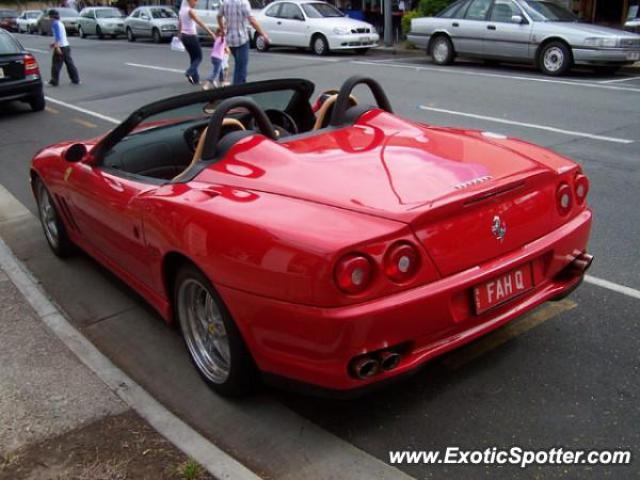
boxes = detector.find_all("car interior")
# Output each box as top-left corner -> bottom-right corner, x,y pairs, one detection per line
97,76 -> 392,182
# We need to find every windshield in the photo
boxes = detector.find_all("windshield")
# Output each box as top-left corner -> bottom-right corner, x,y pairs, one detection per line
96,8 -> 123,18
301,3 -> 345,18
520,0 -> 578,22
27,11 -> 41,18
628,6 -> 639,20
0,31 -> 21,53
57,8 -> 79,17
0,10 -> 17,18
150,7 -> 177,18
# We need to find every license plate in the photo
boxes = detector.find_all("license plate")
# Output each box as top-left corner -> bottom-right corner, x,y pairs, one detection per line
627,52 -> 640,61
362,37 -> 370,42
0,68 -> 4,79
473,263 -> 534,315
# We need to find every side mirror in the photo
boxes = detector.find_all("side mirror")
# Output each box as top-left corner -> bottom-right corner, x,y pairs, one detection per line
294,14 -> 304,21
64,143 -> 88,163
511,14 -> 524,24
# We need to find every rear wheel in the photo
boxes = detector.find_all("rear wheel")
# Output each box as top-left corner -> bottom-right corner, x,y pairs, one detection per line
174,263 -> 257,396
538,41 -> 572,76
430,35 -> 454,65
152,28 -> 161,44
312,34 -> 329,56
78,25 -> 86,38
255,33 -> 269,52
35,177 -> 73,257
29,93 -> 45,112
126,27 -> 135,42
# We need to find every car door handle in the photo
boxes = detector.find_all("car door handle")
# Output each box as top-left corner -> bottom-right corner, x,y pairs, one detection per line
487,25 -> 496,30
452,22 -> 459,27
277,21 -> 282,25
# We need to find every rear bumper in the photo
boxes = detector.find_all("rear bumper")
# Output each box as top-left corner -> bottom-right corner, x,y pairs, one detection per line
572,47 -> 640,65
0,77 -> 43,103
220,209 -> 592,393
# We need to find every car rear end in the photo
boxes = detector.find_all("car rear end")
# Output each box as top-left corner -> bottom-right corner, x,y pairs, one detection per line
0,29 -> 44,111
0,10 -> 18,32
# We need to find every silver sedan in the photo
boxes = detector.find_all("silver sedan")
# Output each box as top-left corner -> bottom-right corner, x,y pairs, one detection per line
125,6 -> 179,43
408,0 -> 640,75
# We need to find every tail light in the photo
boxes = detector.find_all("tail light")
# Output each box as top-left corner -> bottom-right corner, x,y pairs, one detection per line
574,174 -> 589,205
24,54 -> 40,77
334,254 -> 374,294
384,242 -> 420,283
556,183 -> 572,216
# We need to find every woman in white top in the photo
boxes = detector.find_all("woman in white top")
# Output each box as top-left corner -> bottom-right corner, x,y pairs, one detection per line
178,0 -> 215,85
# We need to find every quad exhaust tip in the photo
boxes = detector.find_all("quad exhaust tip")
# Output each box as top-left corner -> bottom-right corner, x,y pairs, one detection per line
351,357 -> 380,379
379,351 -> 401,371
350,349 -> 402,380
571,252 -> 594,275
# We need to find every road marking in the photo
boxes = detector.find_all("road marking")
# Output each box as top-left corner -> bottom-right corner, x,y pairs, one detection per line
418,105 -> 634,144
45,106 -> 59,114
45,96 -> 120,124
27,47 -> 48,53
443,299 -> 577,370
353,60 -> 640,94
125,62 -> 185,74
257,52 -> 341,62
585,275 -> 640,300
0,193 -> 262,480
73,118 -> 97,129
598,76 -> 640,84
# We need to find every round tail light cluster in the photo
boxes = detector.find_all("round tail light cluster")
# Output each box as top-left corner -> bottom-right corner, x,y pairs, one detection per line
574,174 -> 589,205
384,242 -> 420,283
334,254 -> 374,294
556,183 -> 573,216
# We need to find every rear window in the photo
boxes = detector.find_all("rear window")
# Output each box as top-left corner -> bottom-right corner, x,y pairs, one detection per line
0,10 -> 18,18
56,8 -> 79,17
0,31 -> 21,54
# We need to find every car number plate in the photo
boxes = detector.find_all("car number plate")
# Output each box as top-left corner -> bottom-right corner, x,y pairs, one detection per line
627,52 -> 640,61
0,67 -> 4,79
473,263 -> 534,315
362,36 -> 370,42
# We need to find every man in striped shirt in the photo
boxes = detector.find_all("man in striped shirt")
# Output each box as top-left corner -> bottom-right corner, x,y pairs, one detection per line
48,10 -> 80,86
217,0 -> 269,84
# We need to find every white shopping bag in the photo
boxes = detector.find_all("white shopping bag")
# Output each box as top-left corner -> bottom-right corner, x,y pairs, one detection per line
171,36 -> 185,52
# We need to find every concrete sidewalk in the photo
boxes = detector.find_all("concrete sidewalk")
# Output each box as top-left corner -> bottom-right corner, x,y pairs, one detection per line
0,264 -> 214,479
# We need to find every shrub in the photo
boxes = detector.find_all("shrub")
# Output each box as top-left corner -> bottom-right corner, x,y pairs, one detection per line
418,0 -> 454,17
401,10 -> 423,36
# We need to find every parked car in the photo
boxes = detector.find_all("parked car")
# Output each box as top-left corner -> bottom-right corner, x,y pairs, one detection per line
191,0 -> 261,42
38,8 -> 80,36
407,0 -> 640,75
625,4 -> 639,33
30,75 -> 593,396
125,6 -> 178,43
254,0 -> 378,55
17,10 -> 42,34
0,10 -> 18,32
77,7 -> 125,39
0,28 -> 44,111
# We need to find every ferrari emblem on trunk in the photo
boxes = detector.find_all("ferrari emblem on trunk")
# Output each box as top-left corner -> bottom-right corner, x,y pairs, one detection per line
492,215 -> 507,241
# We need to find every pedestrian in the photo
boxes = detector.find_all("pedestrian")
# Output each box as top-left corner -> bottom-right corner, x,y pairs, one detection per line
203,28 -> 226,90
48,10 -> 80,86
217,0 -> 269,85
178,0 -> 215,85
219,45 -> 230,86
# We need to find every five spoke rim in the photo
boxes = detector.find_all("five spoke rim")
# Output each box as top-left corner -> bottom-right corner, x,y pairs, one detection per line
38,183 -> 59,249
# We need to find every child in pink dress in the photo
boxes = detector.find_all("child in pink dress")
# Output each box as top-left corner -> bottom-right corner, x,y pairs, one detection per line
203,29 -> 226,89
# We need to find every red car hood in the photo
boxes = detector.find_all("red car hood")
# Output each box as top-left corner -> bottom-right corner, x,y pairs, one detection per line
197,109 -> 559,224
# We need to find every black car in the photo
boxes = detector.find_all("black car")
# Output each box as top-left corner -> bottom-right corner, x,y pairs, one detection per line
0,10 -> 18,32
0,28 -> 45,112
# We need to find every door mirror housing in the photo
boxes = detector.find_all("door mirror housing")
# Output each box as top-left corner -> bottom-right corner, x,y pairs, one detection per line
511,14 -> 524,24
63,143 -> 88,163
293,14 -> 304,21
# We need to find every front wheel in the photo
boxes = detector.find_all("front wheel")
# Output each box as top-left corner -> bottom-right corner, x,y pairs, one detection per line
126,27 -> 135,42
78,26 -> 86,38
35,178 -> 74,257
152,28 -> 161,44
538,41 -> 572,76
430,35 -> 454,65
312,34 -> 329,56
174,264 -> 257,396
255,34 -> 269,52
97,25 -> 104,39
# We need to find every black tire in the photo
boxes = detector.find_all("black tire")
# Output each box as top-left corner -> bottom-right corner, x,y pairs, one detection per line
255,33 -> 269,52
174,263 -> 258,396
353,48 -> 369,55
34,177 -> 74,258
430,35 -> 454,65
97,25 -> 104,39
311,33 -> 329,56
29,93 -> 45,112
111,34 -> 117,39
79,26 -> 86,38
126,27 -> 135,42
538,41 -> 572,76
39,27 -> 45,36
152,28 -> 161,44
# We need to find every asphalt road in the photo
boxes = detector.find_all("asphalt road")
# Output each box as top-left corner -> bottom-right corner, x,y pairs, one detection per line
1,33 -> 639,479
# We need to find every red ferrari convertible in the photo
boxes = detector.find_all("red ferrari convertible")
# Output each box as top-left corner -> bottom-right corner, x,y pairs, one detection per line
31,76 -> 593,396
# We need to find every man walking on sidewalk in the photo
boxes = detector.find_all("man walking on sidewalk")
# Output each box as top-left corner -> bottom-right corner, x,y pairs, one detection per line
217,0 -> 269,85
48,9 -> 80,86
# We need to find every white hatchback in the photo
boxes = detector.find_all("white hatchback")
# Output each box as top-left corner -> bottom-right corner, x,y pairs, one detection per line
254,0 -> 378,55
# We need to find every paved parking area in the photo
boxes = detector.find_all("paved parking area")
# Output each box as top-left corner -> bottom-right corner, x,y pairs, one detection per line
1,33 -> 639,479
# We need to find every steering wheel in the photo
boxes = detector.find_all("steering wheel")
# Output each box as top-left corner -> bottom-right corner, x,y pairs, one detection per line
201,97 -> 277,160
265,109 -> 299,136
329,75 -> 393,128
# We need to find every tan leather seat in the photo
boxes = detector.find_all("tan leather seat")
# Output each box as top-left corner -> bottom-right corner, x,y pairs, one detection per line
313,94 -> 358,130
173,118 -> 245,182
